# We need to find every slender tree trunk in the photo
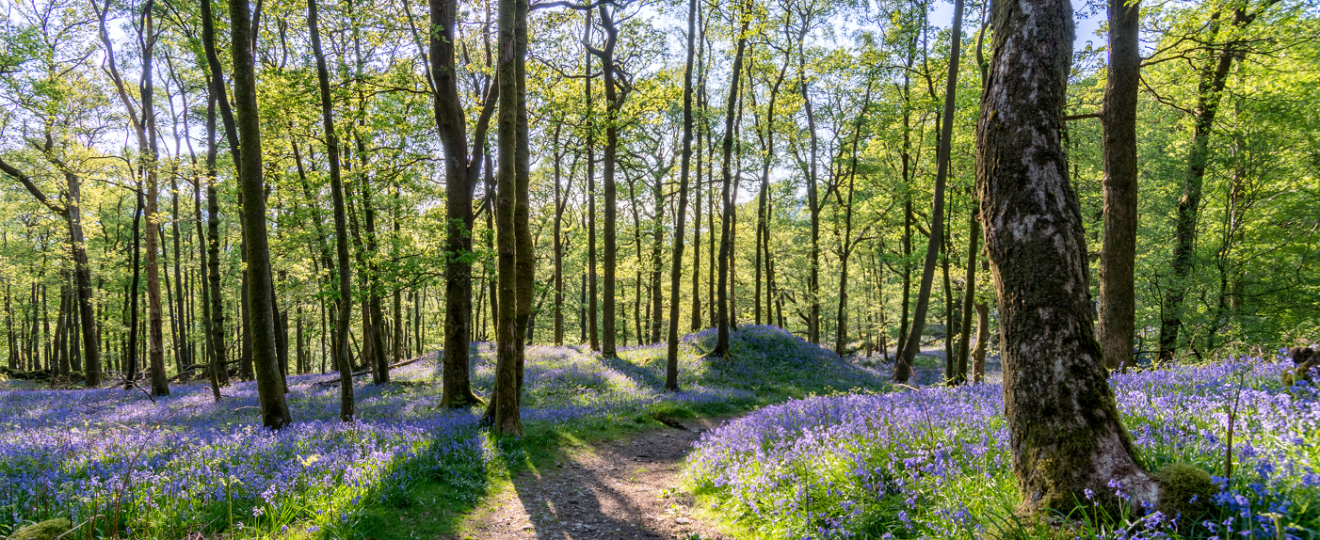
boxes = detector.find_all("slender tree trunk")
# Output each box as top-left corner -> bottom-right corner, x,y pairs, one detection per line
666,0 -> 699,390
594,5 -> 623,358
972,300 -> 987,383
125,189 -> 144,388
309,0 -> 354,419
584,10 -> 599,352
976,0 -> 1158,509
1158,5 -> 1263,360
170,165 -> 190,378
714,0 -> 751,357
956,209 -> 980,383
1098,0 -> 1140,370
203,93 -> 229,388
689,38 -> 704,333
896,0 -> 964,382
487,0 -> 527,435
553,125 -> 565,346
231,0 -> 291,428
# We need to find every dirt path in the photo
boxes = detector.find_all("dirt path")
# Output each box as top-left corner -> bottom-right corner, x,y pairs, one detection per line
453,417 -> 736,540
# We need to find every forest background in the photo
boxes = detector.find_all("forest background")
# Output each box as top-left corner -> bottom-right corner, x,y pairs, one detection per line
1,0 -> 1317,389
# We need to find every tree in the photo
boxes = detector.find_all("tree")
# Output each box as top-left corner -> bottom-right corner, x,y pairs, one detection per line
229,0 -> 290,429
308,0 -> 354,421
975,0 -> 1158,510
895,0 -> 965,383
586,3 -> 628,358
428,0 -> 495,408
665,0 -> 699,390
1157,0 -> 1279,360
95,0 -> 168,396
1097,0 -> 1141,371
713,0 -> 752,358
487,0 -> 530,436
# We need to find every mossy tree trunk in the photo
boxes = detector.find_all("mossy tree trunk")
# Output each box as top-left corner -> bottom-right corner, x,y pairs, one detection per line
975,0 -> 1157,511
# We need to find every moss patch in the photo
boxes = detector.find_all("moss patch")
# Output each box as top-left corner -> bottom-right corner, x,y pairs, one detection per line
1153,463 -> 1218,521
8,518 -> 72,540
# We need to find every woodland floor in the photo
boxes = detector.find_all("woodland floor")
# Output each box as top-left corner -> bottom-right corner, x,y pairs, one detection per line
439,347 -> 1003,540
449,416 -> 737,540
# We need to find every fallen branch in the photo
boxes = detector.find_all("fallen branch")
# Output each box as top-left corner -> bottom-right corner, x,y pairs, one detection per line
314,354 -> 431,386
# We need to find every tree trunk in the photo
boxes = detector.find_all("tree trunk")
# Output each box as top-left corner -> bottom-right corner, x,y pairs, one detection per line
956,209 -> 980,383
976,0 -> 1157,509
972,300 -> 987,384
897,0 -> 965,382
1158,5 -> 1261,360
230,0 -> 291,428
203,93 -> 229,388
584,10 -> 599,352
511,0 -> 533,422
798,35 -> 821,345
64,176 -> 100,386
429,0 -> 491,407
689,21 -> 704,334
487,0 -> 527,435
125,189 -> 144,388
714,0 -> 751,357
666,0 -> 698,390
552,125 -> 565,346
595,5 -> 622,358
1098,0 -> 1140,370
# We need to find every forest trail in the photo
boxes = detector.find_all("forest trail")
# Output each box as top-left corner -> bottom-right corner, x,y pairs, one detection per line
451,416 -> 737,540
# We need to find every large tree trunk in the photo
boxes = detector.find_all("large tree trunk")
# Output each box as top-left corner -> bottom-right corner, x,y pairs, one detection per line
976,0 -> 1156,510
897,0 -> 965,382
1098,0 -> 1140,371
666,0 -> 698,390
511,0 -> 533,423
309,0 -> 355,420
230,0 -> 291,428
714,0 -> 751,358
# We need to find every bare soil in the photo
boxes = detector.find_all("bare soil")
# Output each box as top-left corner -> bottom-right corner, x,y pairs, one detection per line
451,417 -> 737,540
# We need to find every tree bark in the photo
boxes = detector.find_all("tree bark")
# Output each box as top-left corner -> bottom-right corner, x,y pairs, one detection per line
487,0 -> 527,436
1098,0 -> 1140,371
429,0 -> 495,406
230,0 -> 291,428
976,0 -> 1156,510
583,9 -> 599,352
592,4 -> 624,358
